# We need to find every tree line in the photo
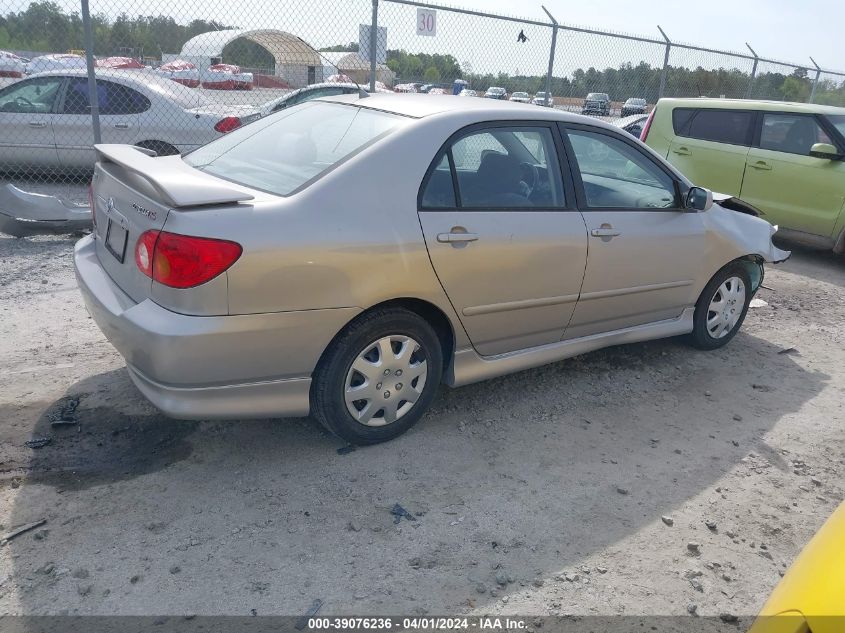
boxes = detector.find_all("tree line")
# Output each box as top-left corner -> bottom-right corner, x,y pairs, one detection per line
2,2 -> 843,106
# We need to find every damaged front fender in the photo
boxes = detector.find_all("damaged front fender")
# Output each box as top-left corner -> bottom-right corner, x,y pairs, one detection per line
0,184 -> 92,238
708,198 -> 791,265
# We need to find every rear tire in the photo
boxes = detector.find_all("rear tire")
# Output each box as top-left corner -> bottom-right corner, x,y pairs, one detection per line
689,262 -> 752,350
311,307 -> 443,445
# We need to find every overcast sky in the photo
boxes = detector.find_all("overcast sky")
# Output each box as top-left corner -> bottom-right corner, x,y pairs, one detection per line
471,0 -> 840,70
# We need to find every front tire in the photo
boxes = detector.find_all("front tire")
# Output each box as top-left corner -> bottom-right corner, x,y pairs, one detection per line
311,307 -> 443,445
689,262 -> 752,350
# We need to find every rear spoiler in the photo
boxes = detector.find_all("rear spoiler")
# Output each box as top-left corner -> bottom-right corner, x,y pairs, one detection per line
94,144 -> 254,208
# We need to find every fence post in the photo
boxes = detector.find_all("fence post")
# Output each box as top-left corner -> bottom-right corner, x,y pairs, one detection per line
808,56 -> 821,103
80,0 -> 101,144
541,6 -> 558,107
657,25 -> 670,99
369,0 -> 378,92
745,43 -> 759,98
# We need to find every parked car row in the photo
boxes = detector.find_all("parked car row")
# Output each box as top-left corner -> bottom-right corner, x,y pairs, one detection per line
580,95 -> 650,117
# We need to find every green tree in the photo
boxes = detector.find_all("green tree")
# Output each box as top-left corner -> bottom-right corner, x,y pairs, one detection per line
780,75 -> 810,102
423,65 -> 440,82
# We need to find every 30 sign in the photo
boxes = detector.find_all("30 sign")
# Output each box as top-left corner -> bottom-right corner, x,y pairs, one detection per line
416,8 -> 436,36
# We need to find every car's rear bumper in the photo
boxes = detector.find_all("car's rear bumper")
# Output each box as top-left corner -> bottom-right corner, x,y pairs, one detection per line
74,234 -> 359,420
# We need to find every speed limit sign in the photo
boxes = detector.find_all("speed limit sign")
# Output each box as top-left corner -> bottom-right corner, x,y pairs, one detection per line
417,8 -> 436,36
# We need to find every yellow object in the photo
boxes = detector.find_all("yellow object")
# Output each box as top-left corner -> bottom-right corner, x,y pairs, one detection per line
748,501 -> 845,633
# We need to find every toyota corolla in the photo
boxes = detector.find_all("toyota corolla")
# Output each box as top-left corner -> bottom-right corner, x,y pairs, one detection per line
74,93 -> 789,445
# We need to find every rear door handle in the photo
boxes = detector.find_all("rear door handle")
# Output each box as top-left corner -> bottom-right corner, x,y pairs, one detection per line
590,227 -> 622,238
437,232 -> 479,243
672,146 -> 691,156
28,121 -> 47,128
114,123 -> 130,129
750,160 -> 772,171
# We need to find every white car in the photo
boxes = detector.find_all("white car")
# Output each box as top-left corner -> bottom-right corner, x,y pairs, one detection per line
458,89 -> 478,97
0,51 -> 27,79
0,69 -> 260,171
509,91 -> 530,103
532,91 -> 553,106
27,54 -> 87,75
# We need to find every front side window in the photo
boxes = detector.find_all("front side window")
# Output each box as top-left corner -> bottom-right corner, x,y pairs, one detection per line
0,77 -> 63,113
760,113 -> 832,155
567,129 -> 677,209
674,108 -> 754,146
63,78 -> 151,115
186,101 -> 406,196
449,127 -> 565,208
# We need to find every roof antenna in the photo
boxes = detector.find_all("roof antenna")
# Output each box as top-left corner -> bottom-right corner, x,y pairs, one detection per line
296,36 -> 370,98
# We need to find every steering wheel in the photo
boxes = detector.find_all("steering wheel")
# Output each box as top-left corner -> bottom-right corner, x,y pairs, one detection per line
587,140 -> 610,162
519,161 -> 539,197
14,96 -> 35,111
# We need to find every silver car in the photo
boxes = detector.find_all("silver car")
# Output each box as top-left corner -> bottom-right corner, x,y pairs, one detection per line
75,94 -> 789,445
0,69 -> 259,170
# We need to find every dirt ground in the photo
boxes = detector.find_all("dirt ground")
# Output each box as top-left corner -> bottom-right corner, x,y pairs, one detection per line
0,233 -> 843,623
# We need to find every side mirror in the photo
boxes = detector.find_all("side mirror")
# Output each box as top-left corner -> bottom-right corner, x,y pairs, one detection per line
809,142 -> 842,160
685,186 -> 713,212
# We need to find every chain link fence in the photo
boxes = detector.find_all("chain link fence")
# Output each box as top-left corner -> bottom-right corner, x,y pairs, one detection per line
1,0 -> 844,204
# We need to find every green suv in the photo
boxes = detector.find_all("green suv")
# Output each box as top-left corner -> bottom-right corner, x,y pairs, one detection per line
642,98 -> 845,253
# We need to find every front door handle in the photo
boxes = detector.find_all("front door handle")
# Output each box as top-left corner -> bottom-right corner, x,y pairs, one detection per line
590,227 -> 622,238
750,160 -> 772,171
114,123 -> 130,129
28,121 -> 47,128
672,146 -> 691,156
437,231 -> 479,243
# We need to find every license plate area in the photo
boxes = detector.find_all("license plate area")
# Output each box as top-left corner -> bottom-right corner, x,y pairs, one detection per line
105,219 -> 128,263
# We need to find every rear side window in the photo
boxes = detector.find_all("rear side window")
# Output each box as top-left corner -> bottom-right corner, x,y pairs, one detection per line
673,108 -> 753,146
422,126 -> 565,209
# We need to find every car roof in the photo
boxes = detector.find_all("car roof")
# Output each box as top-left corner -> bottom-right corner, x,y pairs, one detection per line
319,93 -> 621,129
25,67 -> 179,90
658,97 -> 845,115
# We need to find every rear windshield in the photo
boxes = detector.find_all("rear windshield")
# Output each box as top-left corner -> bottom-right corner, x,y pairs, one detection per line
184,101 -> 405,196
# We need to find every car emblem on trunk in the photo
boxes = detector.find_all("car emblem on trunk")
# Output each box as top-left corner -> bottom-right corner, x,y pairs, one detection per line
132,203 -> 156,220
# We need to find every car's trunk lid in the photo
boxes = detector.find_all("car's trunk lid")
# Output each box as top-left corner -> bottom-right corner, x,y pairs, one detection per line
91,144 -> 255,304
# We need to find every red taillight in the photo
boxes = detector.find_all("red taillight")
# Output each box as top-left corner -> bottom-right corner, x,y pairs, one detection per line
214,116 -> 242,133
134,230 -> 242,289
640,108 -> 656,142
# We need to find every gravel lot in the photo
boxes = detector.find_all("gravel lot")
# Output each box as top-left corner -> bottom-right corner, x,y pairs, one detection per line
0,233 -> 843,623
